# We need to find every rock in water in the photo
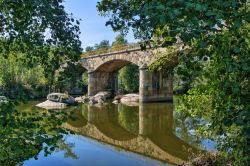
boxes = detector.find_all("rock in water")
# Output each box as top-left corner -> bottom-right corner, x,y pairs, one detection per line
75,96 -> 90,103
89,98 -> 97,105
36,93 -> 76,109
93,91 -> 111,101
120,94 -> 139,102
47,93 -> 76,105
112,100 -> 119,104
98,98 -> 105,105
120,94 -> 139,106
36,100 -> 67,109
114,95 -> 123,101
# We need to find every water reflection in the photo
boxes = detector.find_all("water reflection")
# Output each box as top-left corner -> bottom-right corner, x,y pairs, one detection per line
64,103 -> 199,165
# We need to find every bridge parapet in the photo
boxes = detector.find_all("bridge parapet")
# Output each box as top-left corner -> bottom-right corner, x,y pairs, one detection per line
80,47 -> 165,72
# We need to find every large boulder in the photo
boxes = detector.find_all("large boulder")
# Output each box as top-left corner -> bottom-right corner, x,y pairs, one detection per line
36,93 -> 76,109
97,98 -> 105,105
75,91 -> 111,105
89,98 -> 97,105
47,93 -> 76,105
36,100 -> 67,109
120,94 -> 139,103
120,94 -> 139,106
112,95 -> 123,105
93,91 -> 111,101
112,100 -> 119,104
114,95 -> 123,101
75,96 -> 89,103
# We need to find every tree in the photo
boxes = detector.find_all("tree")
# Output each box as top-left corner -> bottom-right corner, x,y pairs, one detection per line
0,0 -> 82,164
0,0 -> 82,64
95,40 -> 110,50
53,62 -> 87,94
0,0 -> 82,91
0,53 -> 48,99
97,0 -> 250,164
85,46 -> 94,52
118,64 -> 139,93
112,34 -> 128,50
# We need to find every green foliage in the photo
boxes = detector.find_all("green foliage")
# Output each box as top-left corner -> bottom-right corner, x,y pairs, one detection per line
53,62 -> 87,94
82,35 -> 139,57
95,40 -> 110,50
82,40 -> 110,57
0,0 -> 82,67
180,28 -> 250,165
112,34 -> 128,46
0,53 -> 48,98
85,46 -> 94,52
82,72 -> 88,87
0,0 -> 82,92
97,0 -> 250,164
118,104 -> 139,135
0,1 -> 82,164
118,64 -> 139,93
112,34 -> 128,50
0,101 -> 71,165
97,0 -> 249,43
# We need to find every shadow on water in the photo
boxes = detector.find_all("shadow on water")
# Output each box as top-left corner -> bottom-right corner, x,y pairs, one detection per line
63,102 -> 201,165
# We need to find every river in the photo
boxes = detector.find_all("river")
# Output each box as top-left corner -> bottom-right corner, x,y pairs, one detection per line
18,100 -> 214,166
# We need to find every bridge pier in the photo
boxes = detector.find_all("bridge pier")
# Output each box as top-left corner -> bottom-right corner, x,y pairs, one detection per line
88,71 -> 118,96
139,67 -> 173,102
88,71 -> 107,96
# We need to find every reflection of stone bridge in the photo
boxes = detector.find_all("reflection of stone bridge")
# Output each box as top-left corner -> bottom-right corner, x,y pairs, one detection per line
80,48 -> 175,102
63,104 -> 197,165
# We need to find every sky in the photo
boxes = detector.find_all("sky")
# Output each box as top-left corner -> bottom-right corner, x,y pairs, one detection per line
63,0 -> 137,49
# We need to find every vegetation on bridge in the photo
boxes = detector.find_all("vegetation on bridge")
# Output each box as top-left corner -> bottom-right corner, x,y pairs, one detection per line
81,36 -> 140,58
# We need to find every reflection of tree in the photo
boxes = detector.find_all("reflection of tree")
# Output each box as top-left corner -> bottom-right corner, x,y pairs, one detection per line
117,104 -> 139,135
67,108 -> 87,128
0,102 -> 70,165
139,103 -> 173,136
56,140 -> 78,160
81,104 -> 89,120
173,107 -> 205,149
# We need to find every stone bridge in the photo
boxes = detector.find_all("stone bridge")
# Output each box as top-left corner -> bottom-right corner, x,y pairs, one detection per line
80,47 -> 173,102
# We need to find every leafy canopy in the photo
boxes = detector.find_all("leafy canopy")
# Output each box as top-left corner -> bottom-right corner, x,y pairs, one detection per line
0,0 -> 82,67
0,0 -> 82,164
97,0 -> 250,164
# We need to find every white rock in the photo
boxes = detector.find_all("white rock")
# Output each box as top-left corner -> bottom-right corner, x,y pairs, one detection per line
120,94 -> 139,106
36,100 -> 67,109
112,100 -> 119,104
120,94 -> 139,103
94,91 -> 111,100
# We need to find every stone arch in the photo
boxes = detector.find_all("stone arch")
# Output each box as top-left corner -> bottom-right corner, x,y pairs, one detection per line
94,59 -> 138,73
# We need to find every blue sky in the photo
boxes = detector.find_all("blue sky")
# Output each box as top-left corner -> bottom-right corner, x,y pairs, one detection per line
63,0 -> 137,49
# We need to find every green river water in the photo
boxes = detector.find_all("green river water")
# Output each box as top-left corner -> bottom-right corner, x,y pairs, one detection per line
17,100 -> 214,166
